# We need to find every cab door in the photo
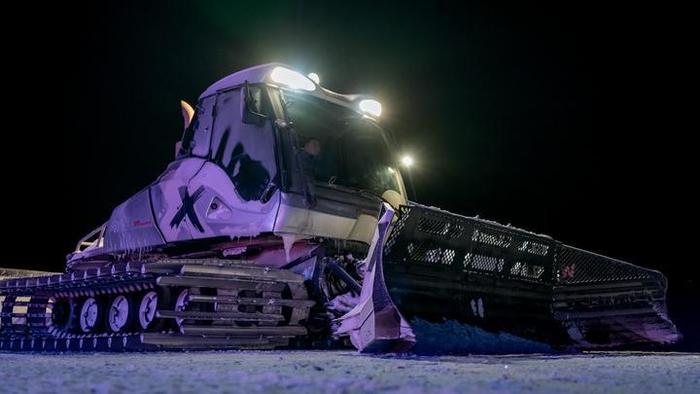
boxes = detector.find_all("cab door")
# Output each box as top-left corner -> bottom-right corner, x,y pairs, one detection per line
151,87 -> 281,242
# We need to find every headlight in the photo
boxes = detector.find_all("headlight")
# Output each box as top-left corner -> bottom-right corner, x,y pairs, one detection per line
358,99 -> 382,117
307,72 -> 320,84
269,66 -> 316,91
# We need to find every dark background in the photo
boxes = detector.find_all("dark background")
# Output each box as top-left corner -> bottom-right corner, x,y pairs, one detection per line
4,1 -> 696,350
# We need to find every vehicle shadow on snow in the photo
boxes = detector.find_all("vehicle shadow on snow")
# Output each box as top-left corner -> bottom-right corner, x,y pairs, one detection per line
343,319 -> 693,361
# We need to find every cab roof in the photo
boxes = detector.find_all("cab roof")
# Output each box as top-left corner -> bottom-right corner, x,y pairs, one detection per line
198,63 -> 366,110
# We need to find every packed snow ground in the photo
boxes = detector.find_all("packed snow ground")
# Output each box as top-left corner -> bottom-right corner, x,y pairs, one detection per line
1,351 -> 698,394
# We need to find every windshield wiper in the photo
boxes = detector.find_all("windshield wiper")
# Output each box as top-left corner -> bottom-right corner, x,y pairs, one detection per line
317,182 -> 383,203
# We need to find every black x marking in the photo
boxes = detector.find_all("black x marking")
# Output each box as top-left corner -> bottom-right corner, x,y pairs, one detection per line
170,186 -> 206,233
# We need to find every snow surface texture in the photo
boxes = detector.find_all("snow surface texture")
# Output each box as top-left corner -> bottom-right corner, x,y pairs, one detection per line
0,268 -> 56,280
0,351 -> 698,394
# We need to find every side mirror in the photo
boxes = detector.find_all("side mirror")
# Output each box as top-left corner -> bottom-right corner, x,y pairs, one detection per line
177,100 -> 196,159
241,82 -> 267,126
180,100 -> 195,129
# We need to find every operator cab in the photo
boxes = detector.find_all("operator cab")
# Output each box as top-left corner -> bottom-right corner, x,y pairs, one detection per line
177,63 -> 407,244
280,90 -> 403,201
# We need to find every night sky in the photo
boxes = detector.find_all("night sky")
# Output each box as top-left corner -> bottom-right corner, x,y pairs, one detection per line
5,1 -> 696,349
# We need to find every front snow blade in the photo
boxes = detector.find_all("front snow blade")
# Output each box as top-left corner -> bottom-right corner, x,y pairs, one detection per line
334,204 -> 416,352
378,204 -> 680,349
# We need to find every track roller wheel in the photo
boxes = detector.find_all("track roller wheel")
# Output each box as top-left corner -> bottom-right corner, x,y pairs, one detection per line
137,291 -> 158,330
174,289 -> 189,331
51,298 -> 78,332
107,295 -> 134,333
79,297 -> 103,333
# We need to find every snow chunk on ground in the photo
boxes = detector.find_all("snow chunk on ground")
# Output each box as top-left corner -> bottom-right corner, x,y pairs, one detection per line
410,318 -> 553,355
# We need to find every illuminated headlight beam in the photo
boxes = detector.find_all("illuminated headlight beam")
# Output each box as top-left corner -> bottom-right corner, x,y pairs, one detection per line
358,99 -> 382,117
269,67 -> 316,91
307,72 -> 320,84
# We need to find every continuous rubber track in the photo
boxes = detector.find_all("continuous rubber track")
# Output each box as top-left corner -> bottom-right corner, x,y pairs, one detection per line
0,259 -> 314,352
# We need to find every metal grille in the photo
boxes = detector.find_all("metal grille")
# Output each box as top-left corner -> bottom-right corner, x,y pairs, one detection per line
554,245 -> 655,284
464,253 -> 505,274
384,207 -> 410,251
510,261 -> 547,279
383,205 -> 676,349
385,205 -> 660,286
417,217 -> 465,239
406,243 -> 456,266
471,229 -> 512,248
385,206 -> 555,283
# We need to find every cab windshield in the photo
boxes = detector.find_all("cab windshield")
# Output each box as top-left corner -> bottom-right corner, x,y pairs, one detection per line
281,91 -> 401,197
